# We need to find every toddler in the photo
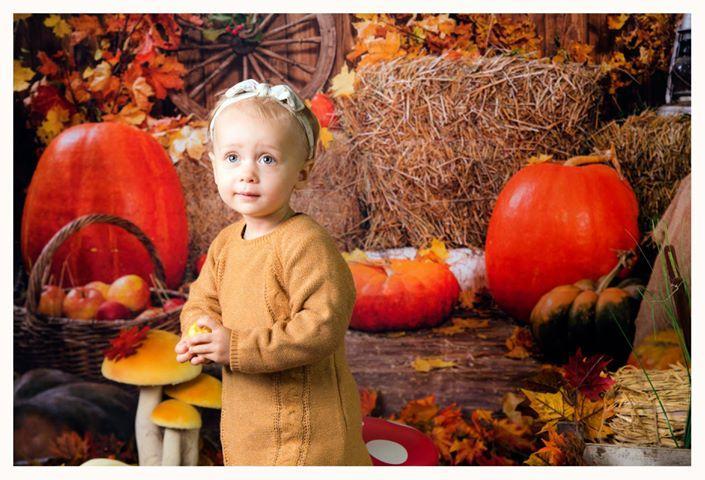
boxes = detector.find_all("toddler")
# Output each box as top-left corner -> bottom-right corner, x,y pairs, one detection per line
175,79 -> 372,466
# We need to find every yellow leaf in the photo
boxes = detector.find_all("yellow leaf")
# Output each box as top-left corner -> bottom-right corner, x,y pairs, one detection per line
319,126 -> 333,149
87,61 -> 113,93
44,14 -> 72,38
131,76 -> 155,111
37,105 -> 70,144
608,14 -> 630,30
433,317 -> 489,336
417,237 -> 449,262
342,248 -> 370,263
576,395 -> 614,441
521,389 -> 574,431
104,103 -> 146,126
14,60 -> 35,91
329,64 -> 356,98
411,356 -> 457,372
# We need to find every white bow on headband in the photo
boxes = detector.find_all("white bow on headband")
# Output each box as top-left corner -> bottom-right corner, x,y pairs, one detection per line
209,79 -> 315,159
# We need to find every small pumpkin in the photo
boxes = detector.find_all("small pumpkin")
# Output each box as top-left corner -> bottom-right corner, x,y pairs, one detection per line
530,253 -> 643,363
627,329 -> 688,370
347,256 -> 460,332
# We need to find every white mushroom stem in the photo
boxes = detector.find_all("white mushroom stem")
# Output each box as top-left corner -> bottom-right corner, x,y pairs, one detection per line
181,429 -> 201,466
162,429 -> 182,466
135,386 -> 164,466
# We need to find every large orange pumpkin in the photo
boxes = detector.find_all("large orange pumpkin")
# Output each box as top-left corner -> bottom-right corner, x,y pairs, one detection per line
348,257 -> 460,332
21,122 -> 189,289
485,150 -> 640,323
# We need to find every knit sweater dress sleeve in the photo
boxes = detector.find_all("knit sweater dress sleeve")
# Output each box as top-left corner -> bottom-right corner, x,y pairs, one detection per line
179,226 -> 232,333
227,227 -> 356,374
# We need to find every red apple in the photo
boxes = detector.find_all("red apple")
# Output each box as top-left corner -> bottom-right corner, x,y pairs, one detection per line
84,281 -> 109,300
135,307 -> 164,320
96,300 -> 134,320
195,253 -> 207,275
38,285 -> 66,317
62,287 -> 104,320
107,274 -> 150,312
163,298 -> 185,313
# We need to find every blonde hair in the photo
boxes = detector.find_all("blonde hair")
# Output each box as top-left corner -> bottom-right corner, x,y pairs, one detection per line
207,90 -> 320,163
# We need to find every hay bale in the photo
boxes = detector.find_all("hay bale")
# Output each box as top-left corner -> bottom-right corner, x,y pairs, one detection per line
609,364 -> 690,448
174,156 -> 239,281
590,110 -> 691,233
291,133 -> 365,252
337,54 -> 604,250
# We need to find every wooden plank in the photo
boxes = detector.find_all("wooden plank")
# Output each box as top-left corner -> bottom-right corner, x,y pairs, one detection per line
344,299 -> 542,415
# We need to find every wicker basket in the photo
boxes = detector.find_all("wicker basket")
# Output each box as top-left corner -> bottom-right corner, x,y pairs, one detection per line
16,213 -> 186,381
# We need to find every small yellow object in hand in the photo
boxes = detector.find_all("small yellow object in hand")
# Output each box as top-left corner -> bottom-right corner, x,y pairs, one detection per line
187,322 -> 212,337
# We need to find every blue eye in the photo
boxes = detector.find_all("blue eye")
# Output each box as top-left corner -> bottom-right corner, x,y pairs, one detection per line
260,155 -> 276,165
225,154 -> 238,163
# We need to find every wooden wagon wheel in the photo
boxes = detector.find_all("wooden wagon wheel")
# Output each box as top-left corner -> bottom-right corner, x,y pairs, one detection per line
170,14 -> 337,120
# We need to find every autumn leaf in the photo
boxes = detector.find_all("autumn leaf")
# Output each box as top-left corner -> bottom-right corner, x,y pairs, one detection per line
329,64 -> 356,98
562,348 -> 616,401
608,14 -> 630,30
358,387 -> 378,416
576,395 -> 614,441
104,326 -> 150,361
68,14 -> 104,46
319,126 -> 333,149
14,60 -> 35,91
131,76 -> 155,111
417,237 -> 449,263
37,51 -> 60,77
505,326 -> 535,359
37,105 -> 70,144
342,248 -> 370,263
525,426 -> 566,465
393,394 -> 439,425
44,14 -> 72,38
144,54 -> 186,99
167,125 -> 207,163
50,431 -> 89,464
521,389 -> 574,433
104,103 -> 147,126
85,61 -> 117,95
412,356 -> 457,372
432,316 -> 489,336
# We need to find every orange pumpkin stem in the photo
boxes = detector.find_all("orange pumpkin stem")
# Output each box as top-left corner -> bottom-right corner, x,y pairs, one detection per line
563,145 -> 623,179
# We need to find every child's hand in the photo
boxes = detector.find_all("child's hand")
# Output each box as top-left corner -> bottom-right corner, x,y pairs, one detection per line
175,315 -> 211,364
186,316 -> 232,366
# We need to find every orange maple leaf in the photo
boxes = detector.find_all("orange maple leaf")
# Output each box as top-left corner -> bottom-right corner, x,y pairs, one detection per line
144,54 -> 185,99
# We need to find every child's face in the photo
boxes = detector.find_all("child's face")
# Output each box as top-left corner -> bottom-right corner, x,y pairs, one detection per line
209,103 -> 313,220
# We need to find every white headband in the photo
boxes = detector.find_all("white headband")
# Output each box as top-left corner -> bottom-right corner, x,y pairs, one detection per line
209,79 -> 316,160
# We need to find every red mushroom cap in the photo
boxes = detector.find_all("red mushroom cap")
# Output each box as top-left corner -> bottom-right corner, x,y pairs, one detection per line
362,416 -> 439,466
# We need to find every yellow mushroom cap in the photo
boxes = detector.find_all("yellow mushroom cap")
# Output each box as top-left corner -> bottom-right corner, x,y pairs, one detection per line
151,399 -> 202,429
164,373 -> 222,409
102,329 -> 201,386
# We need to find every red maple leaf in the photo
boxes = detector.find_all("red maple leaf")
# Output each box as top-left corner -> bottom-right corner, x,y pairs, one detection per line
104,326 -> 150,361
562,348 -> 616,401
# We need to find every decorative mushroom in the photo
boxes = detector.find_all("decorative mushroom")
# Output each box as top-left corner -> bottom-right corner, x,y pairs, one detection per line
362,416 -> 439,466
164,373 -> 222,466
101,327 -> 201,466
150,399 -> 202,466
